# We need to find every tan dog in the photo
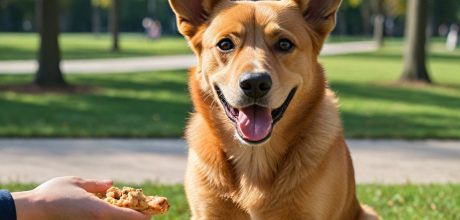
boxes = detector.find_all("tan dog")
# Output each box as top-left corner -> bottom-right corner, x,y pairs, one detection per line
169,0 -> 380,219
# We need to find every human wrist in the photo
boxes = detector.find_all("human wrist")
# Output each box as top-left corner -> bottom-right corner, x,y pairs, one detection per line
12,190 -> 46,220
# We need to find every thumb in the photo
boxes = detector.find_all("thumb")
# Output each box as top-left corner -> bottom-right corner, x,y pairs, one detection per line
74,178 -> 113,193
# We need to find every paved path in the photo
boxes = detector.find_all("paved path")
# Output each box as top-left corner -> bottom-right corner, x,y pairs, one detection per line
0,41 -> 377,74
0,139 -> 458,184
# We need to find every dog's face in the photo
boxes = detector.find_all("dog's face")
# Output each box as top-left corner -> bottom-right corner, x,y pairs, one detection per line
170,0 -> 341,145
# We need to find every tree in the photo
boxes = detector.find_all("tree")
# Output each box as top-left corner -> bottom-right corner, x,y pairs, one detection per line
109,0 -> 120,52
373,0 -> 385,47
400,0 -> 431,83
91,0 -> 110,36
35,0 -> 66,86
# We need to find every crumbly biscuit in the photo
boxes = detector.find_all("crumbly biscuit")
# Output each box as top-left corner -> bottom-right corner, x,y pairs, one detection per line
96,186 -> 169,215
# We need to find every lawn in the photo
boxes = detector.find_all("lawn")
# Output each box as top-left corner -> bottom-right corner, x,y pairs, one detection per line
323,39 -> 460,139
0,33 -> 373,60
0,71 -> 190,137
0,33 -> 191,60
0,40 -> 459,139
1,183 -> 459,220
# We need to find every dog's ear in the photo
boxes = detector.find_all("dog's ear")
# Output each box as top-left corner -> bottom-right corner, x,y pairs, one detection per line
289,0 -> 342,37
169,0 -> 226,39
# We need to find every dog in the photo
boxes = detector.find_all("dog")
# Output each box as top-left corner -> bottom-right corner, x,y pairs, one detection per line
169,0 -> 380,219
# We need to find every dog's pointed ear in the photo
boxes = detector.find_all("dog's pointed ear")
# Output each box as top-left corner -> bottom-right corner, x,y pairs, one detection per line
169,0 -> 226,38
288,0 -> 342,37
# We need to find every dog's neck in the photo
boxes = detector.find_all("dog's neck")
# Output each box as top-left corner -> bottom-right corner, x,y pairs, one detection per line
224,90 -> 335,187
227,137 -> 288,186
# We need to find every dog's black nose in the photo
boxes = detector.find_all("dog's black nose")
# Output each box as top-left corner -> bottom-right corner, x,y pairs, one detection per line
239,73 -> 272,98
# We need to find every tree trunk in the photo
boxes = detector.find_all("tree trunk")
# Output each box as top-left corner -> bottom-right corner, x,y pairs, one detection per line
110,0 -> 120,52
35,0 -> 66,86
400,0 -> 431,83
362,0 -> 371,35
92,5 -> 101,36
373,0 -> 385,47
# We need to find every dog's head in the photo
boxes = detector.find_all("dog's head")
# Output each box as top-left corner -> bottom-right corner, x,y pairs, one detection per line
170,0 -> 341,145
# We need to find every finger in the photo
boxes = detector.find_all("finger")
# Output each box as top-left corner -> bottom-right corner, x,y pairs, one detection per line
74,178 -> 113,193
90,198 -> 153,220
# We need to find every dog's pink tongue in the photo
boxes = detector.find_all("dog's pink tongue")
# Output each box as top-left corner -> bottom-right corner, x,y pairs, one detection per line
237,105 -> 272,142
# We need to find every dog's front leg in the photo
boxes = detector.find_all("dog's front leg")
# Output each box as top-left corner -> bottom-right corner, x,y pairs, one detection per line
185,151 -> 249,220
187,192 -> 248,220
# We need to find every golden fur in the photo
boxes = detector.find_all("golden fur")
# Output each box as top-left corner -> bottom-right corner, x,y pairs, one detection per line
169,0 -> 380,219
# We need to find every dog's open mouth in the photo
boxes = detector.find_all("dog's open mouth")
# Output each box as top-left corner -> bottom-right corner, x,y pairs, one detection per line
215,86 -> 297,144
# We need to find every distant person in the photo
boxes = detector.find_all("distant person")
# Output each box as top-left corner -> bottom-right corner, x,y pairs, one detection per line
142,18 -> 162,39
0,176 -> 151,220
446,24 -> 459,51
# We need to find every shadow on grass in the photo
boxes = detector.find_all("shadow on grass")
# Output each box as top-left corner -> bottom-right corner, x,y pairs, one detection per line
342,111 -> 460,139
0,74 -> 192,137
335,51 -> 460,63
74,75 -> 189,93
0,96 -> 191,137
0,46 -> 36,60
2,71 -> 459,138
331,82 -> 460,139
331,81 -> 460,110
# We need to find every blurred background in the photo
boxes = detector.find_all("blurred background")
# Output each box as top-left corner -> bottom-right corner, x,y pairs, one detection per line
0,0 -> 459,219
0,0 -> 458,37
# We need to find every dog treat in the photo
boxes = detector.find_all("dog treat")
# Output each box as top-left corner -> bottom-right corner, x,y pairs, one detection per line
95,186 -> 169,215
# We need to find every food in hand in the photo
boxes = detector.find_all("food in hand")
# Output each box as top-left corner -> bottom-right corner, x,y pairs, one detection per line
96,186 -> 169,215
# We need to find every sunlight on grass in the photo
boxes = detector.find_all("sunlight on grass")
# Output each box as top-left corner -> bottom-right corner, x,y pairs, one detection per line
0,71 -> 191,137
358,184 -> 460,220
0,33 -> 191,60
321,40 -> 460,139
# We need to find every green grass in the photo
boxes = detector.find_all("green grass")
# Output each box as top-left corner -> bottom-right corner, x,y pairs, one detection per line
358,184 -> 460,220
0,40 -> 459,138
323,39 -> 460,139
325,35 -> 373,43
0,33 -> 373,60
1,183 -> 459,220
0,71 -> 191,137
0,33 -> 191,60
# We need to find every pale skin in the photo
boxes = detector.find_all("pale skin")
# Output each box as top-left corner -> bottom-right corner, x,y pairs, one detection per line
11,176 -> 152,220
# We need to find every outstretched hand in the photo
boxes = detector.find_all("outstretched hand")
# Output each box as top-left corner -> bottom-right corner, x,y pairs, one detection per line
12,176 -> 152,220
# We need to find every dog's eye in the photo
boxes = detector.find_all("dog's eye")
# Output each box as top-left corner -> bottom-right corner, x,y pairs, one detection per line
276,39 -> 294,52
217,38 -> 235,52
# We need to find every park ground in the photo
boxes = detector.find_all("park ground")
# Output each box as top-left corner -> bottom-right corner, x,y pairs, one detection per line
0,33 -> 372,60
0,34 -> 459,220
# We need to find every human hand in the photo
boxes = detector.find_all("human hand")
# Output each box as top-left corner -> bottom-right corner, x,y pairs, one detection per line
12,176 -> 152,220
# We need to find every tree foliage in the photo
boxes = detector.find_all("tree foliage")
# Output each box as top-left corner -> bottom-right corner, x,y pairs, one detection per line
0,0 -> 459,36
92,0 -> 111,9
